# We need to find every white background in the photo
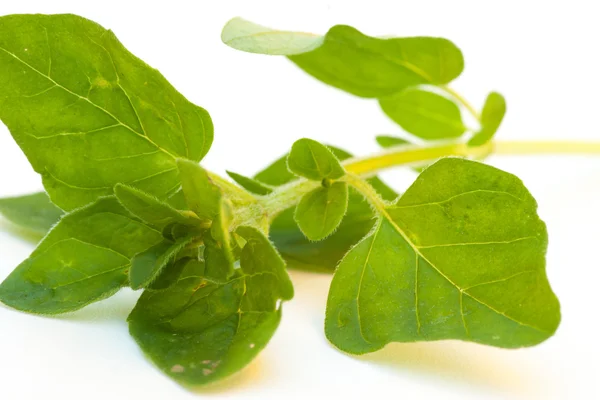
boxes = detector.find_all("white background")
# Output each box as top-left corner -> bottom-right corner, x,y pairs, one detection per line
1,1 -> 599,399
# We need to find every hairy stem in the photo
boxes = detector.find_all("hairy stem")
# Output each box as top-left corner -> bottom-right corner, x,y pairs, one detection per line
254,139 -> 600,223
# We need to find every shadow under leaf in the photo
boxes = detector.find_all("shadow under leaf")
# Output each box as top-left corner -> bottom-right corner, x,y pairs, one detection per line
355,340 -> 538,395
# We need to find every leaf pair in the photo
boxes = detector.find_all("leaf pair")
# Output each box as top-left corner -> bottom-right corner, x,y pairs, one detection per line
287,139 -> 348,241
255,144 -> 396,272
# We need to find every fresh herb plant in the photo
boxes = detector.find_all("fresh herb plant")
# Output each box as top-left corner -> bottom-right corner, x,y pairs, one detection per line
0,14 -> 573,386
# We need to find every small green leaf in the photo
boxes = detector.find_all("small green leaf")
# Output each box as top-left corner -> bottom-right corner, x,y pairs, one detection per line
379,88 -> 466,140
375,135 -> 411,148
0,192 -> 64,235
326,158 -> 560,353
0,197 -> 162,314
0,14 -> 213,210
287,138 -> 345,181
177,159 -> 221,220
468,92 -> 507,146
295,182 -> 349,241
236,226 -> 294,301
254,154 -> 295,186
148,257 -> 194,291
204,198 -> 235,281
221,17 -> 324,55
114,184 -> 198,229
258,146 -> 396,272
226,171 -> 273,195
128,226 -> 293,385
130,237 -> 195,290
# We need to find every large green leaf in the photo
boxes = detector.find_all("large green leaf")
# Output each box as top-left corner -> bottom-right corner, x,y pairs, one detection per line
222,19 -> 464,98
326,158 -> 560,353
0,14 -> 213,210
0,192 -> 64,235
468,92 -> 507,146
0,197 -> 162,314
379,88 -> 466,140
258,146 -> 396,272
128,226 -> 292,385
221,17 -> 324,55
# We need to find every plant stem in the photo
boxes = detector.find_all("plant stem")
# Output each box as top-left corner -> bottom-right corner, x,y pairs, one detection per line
207,171 -> 256,204
493,141 -> 600,155
440,85 -> 480,122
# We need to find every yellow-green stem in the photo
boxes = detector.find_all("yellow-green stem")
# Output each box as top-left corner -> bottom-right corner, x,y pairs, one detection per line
248,139 -> 600,224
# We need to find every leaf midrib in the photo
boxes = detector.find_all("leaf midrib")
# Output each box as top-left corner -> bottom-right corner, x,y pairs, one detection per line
347,175 -> 551,338
0,45 -> 179,160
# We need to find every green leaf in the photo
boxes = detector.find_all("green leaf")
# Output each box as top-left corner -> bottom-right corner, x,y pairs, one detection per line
258,146 -> 396,272
236,226 -> 294,301
128,226 -> 292,385
289,26 -> 463,98
287,138 -> 345,181
221,17 -> 324,56
223,20 -> 464,98
130,237 -> 195,290
468,92 -> 507,146
226,171 -> 273,195
379,88 -> 466,140
204,199 -> 235,281
254,154 -> 295,186
375,135 -> 411,148
177,160 -> 221,221
0,14 -> 213,210
114,184 -> 198,229
0,192 -> 64,235
0,197 -> 162,314
326,158 -> 560,353
148,257 -> 194,291
294,182 -> 349,241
